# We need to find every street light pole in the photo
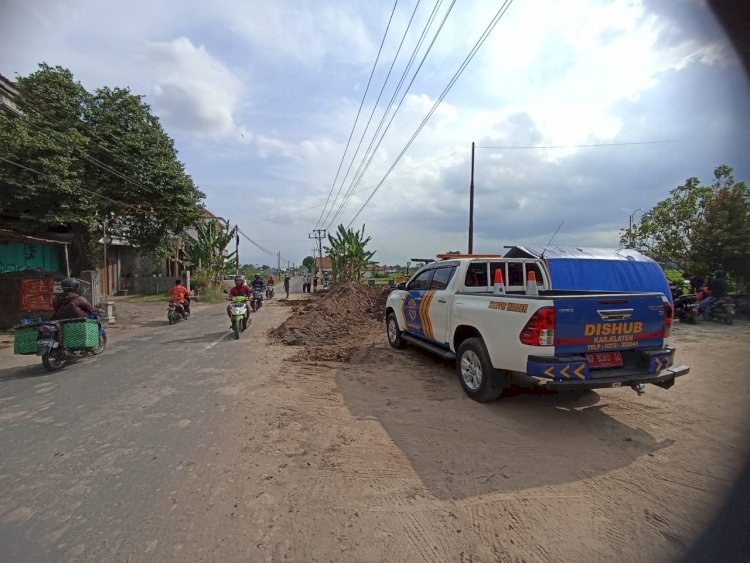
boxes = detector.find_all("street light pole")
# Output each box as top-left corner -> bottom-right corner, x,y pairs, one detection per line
628,208 -> 643,248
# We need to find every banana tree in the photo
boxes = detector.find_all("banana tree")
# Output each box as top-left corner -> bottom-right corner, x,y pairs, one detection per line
325,224 -> 376,284
183,219 -> 238,286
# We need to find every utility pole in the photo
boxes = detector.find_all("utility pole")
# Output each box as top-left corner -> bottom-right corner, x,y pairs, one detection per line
468,141 -> 475,254
102,217 -> 108,301
235,227 -> 240,275
277,251 -> 281,275
309,229 -> 326,280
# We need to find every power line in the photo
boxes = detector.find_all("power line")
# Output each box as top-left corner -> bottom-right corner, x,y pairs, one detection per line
478,140 -> 687,149
262,149 -> 460,222
0,155 -> 155,215
236,227 -> 281,259
314,0 -> 400,230
318,0 -> 423,230
346,0 -> 516,227
326,0 -> 456,229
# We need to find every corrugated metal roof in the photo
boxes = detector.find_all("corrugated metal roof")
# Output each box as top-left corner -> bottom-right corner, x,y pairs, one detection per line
503,246 -> 652,262
0,229 -> 70,245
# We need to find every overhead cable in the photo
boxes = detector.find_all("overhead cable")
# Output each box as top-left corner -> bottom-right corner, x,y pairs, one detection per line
346,0 -> 516,227
314,0 -> 400,230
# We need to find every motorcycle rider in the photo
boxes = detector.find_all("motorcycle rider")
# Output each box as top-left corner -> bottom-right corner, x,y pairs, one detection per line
251,274 -> 265,292
51,277 -> 99,320
168,279 -> 192,318
698,270 -> 729,320
227,275 -> 252,328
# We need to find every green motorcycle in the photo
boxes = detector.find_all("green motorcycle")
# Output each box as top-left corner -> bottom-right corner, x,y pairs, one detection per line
229,295 -> 249,340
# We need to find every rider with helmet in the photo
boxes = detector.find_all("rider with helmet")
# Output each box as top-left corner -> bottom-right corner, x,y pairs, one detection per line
51,278 -> 98,320
250,274 -> 265,292
227,275 -> 252,327
698,270 -> 729,320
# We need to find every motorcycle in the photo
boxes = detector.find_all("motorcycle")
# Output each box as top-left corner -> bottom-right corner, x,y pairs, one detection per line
675,294 -> 735,325
704,297 -> 735,325
266,284 -> 275,299
674,293 -> 697,323
251,287 -> 264,312
229,295 -> 250,340
167,298 -> 189,324
36,315 -> 107,372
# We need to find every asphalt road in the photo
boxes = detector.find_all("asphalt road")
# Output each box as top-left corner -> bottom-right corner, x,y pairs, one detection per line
0,296 -> 290,562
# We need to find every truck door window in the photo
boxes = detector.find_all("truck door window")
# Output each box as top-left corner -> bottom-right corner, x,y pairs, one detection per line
465,263 -> 488,287
431,266 -> 456,290
409,269 -> 434,290
526,263 -> 544,288
507,262 -> 524,286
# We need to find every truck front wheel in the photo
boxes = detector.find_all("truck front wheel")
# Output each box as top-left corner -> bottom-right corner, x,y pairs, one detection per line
386,312 -> 407,349
457,337 -> 504,402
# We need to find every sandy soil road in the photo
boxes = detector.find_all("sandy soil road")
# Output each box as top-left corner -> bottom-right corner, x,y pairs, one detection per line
0,288 -> 748,562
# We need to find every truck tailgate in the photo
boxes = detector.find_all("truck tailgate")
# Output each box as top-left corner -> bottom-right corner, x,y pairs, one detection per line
553,293 -> 667,356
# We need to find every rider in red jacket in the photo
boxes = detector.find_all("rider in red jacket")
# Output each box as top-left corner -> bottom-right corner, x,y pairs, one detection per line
227,275 -> 252,327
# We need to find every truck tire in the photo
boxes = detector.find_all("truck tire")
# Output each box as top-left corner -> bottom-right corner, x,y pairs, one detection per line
386,312 -> 407,349
456,337 -> 504,402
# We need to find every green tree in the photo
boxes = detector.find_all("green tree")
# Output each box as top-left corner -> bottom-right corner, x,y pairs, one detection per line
302,256 -> 315,273
0,65 -> 96,267
325,224 -> 376,283
0,64 -> 205,269
624,165 -> 750,284
85,86 -> 204,255
691,166 -> 750,282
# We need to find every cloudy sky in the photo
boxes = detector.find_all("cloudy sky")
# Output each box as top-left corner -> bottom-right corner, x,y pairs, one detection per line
2,0 -> 749,267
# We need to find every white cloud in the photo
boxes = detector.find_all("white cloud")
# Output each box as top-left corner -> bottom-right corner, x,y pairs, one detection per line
146,37 -> 242,137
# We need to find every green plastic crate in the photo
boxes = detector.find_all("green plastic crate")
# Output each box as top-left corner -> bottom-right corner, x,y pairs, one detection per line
14,326 -> 39,355
61,319 -> 100,348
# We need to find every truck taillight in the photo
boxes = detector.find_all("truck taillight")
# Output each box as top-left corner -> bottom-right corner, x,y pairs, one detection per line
663,300 -> 673,337
520,306 -> 555,346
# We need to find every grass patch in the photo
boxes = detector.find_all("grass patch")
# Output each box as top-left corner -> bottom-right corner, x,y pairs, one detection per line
126,293 -> 168,303
125,290 -> 228,305
194,290 -> 228,304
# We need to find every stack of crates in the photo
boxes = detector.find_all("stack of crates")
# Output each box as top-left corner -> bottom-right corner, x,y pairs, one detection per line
13,325 -> 40,355
61,319 -> 100,348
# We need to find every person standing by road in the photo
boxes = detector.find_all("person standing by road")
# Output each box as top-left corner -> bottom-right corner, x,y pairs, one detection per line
312,274 -> 319,292
283,273 -> 290,298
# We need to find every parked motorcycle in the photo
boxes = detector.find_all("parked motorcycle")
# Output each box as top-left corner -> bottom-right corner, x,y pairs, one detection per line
704,297 -> 735,325
35,315 -> 107,371
251,287 -> 264,312
675,294 -> 735,325
167,298 -> 189,324
229,295 -> 250,340
673,293 -> 697,323
266,284 -> 275,299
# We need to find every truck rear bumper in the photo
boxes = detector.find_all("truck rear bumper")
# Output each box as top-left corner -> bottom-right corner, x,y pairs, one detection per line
531,365 -> 690,390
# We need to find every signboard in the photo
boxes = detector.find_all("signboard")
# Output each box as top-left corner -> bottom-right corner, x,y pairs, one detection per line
19,279 -> 55,311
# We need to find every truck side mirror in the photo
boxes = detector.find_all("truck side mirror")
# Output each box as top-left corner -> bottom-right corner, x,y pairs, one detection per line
397,282 -> 407,290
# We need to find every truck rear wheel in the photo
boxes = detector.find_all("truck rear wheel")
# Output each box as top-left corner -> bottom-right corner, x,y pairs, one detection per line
386,312 -> 407,349
457,337 -> 504,402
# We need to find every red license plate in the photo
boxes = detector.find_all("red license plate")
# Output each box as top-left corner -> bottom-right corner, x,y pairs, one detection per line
586,352 -> 623,368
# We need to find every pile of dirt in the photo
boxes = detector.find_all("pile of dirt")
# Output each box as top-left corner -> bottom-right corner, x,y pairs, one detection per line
269,283 -> 390,362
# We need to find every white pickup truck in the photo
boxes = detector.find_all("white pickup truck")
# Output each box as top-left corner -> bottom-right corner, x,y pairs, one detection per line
385,254 -> 689,402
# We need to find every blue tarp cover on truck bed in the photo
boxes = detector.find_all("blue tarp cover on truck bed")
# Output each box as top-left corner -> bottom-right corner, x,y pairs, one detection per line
503,246 -> 672,303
